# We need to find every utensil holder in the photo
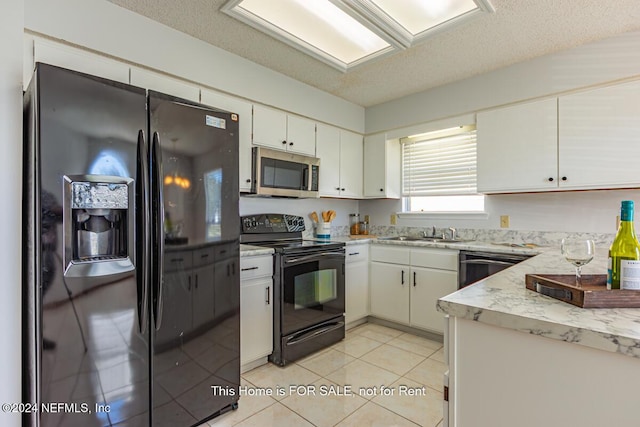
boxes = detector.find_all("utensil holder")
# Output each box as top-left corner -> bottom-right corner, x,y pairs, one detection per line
317,221 -> 331,239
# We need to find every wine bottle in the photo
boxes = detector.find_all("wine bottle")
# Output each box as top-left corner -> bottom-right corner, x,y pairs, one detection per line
607,200 -> 640,290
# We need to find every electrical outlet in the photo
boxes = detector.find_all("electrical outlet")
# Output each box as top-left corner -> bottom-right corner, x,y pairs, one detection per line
500,215 -> 510,228
390,214 -> 397,225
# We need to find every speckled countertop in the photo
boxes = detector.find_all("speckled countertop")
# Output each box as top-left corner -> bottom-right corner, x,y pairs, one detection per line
239,244 -> 274,257
437,247 -> 640,360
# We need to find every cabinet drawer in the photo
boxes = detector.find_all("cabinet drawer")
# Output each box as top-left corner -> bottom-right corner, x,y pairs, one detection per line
193,246 -> 215,267
410,248 -> 458,271
240,255 -> 273,280
164,250 -> 193,272
345,245 -> 369,264
371,245 -> 410,265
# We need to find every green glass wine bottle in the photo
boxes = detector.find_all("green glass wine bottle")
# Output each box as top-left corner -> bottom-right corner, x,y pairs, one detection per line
607,200 -> 640,290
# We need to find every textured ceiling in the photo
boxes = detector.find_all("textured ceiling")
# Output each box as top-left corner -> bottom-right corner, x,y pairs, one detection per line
107,0 -> 640,107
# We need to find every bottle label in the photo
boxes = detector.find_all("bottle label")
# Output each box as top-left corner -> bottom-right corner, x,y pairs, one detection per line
607,257 -> 613,289
620,260 -> 640,290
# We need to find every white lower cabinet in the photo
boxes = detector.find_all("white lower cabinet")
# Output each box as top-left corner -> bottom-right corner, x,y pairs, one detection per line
240,254 -> 273,370
345,244 -> 369,325
370,245 -> 458,334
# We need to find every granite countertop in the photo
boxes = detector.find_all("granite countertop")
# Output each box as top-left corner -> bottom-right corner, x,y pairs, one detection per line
372,237 -> 543,256
437,247 -> 640,360
239,244 -> 274,257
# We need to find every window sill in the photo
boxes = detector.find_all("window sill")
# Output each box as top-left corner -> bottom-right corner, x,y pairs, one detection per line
397,211 -> 489,221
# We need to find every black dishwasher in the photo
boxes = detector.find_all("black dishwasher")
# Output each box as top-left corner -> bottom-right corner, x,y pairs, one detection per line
458,250 -> 532,289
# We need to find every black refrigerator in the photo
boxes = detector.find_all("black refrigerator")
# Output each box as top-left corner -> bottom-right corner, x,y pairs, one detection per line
23,63 -> 240,427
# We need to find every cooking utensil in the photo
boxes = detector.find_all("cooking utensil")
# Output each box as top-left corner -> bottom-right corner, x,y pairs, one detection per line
310,212 -> 319,223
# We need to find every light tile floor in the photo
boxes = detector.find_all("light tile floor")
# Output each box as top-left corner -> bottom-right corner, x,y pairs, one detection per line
206,323 -> 445,427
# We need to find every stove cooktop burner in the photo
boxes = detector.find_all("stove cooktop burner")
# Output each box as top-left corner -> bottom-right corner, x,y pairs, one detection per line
249,239 -> 344,253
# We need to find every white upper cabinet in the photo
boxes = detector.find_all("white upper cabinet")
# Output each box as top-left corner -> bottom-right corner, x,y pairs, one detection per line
316,124 -> 341,197
477,98 -> 558,193
32,39 -> 130,85
200,90 -> 254,193
558,80 -> 640,190
363,133 -> 401,198
339,130 -> 363,198
316,124 -> 363,198
252,105 -> 316,156
478,80 -> 640,193
130,67 -> 200,102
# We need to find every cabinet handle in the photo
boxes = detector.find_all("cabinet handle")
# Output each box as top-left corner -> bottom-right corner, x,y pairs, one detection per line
341,188 -> 345,191
548,177 -> 554,182
335,187 -> 341,191
246,178 -> 252,183
380,188 -> 384,192
282,140 -> 287,145
348,252 -> 360,256
561,176 -> 567,181
413,271 -> 416,287
187,276 -> 191,291
289,142 -> 294,146
401,270 -> 405,285
170,258 -> 184,263
266,286 -> 270,305
241,266 -> 259,271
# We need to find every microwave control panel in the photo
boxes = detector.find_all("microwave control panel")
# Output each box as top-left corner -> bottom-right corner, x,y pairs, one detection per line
241,214 -> 306,233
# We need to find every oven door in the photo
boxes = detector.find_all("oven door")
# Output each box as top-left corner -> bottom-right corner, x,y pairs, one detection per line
281,250 -> 345,336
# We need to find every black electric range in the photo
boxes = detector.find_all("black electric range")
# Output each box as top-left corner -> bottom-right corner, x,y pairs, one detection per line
240,214 -> 346,366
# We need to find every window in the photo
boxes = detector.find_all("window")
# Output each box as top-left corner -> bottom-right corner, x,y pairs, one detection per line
401,125 -> 484,213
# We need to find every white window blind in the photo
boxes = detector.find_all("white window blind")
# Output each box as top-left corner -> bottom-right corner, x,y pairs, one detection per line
402,126 -> 477,197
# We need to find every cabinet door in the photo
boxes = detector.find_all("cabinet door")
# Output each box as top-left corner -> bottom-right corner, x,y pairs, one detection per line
339,130 -> 363,198
252,104 -> 287,150
559,80 -> 640,189
155,270 -> 193,346
130,67 -> 200,102
410,267 -> 457,333
214,257 -> 239,320
316,123 -> 341,197
477,98 -> 558,193
370,262 -> 409,324
192,264 -> 215,329
201,90 -> 254,192
240,278 -> 273,364
363,133 -> 401,198
287,115 -> 316,156
345,261 -> 369,324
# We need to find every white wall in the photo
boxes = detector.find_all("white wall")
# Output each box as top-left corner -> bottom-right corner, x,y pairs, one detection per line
1,0 -> 24,425
362,31 -> 640,235
360,189 -> 640,235
24,0 -> 364,133
240,197 -> 359,236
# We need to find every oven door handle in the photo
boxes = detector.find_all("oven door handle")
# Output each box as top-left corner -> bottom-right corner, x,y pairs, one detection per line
286,321 -> 345,346
284,252 -> 344,264
460,259 -> 516,266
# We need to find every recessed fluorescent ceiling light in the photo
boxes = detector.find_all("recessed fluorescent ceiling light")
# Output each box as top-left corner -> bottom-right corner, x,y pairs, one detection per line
222,0 -> 494,72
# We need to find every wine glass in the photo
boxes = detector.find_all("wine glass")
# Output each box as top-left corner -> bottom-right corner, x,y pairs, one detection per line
561,237 -> 595,286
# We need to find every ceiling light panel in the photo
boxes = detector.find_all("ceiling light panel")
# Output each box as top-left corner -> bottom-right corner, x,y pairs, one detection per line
223,0 -> 395,71
222,0 -> 494,72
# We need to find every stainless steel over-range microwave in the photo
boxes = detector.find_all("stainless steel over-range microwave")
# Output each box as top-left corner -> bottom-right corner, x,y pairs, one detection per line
251,146 -> 320,198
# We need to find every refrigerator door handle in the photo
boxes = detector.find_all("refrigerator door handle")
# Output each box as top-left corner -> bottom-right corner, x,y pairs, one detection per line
136,129 -> 150,334
152,131 -> 165,331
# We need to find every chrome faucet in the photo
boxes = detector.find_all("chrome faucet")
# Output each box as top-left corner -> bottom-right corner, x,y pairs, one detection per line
448,227 -> 457,240
421,226 -> 437,238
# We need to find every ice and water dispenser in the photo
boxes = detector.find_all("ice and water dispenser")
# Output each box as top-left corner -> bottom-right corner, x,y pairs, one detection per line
63,175 -> 135,281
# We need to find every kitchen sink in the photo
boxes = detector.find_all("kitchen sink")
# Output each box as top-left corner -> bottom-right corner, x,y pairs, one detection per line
380,236 -> 472,243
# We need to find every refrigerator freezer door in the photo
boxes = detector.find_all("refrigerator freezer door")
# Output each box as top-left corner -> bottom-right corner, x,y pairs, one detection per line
24,63 -> 150,426
148,91 -> 240,425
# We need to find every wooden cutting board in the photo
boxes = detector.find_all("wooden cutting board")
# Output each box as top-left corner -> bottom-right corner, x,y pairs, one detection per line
525,274 -> 640,308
